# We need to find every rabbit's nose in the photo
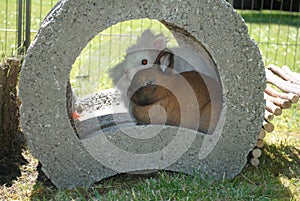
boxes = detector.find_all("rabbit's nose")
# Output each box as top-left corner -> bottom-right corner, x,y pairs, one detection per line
145,80 -> 155,87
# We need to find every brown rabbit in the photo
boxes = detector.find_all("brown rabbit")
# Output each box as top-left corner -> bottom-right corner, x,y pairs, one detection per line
128,49 -> 218,133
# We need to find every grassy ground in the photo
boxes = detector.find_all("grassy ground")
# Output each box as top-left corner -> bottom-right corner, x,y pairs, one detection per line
0,2 -> 299,200
0,136 -> 299,200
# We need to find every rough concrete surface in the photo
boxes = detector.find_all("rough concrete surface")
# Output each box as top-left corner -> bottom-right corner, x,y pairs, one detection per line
19,0 -> 265,188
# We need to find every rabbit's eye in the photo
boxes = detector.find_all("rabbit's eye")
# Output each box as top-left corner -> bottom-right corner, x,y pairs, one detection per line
141,59 -> 148,65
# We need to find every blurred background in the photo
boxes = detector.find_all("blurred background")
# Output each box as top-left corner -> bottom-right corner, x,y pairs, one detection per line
0,0 -> 299,96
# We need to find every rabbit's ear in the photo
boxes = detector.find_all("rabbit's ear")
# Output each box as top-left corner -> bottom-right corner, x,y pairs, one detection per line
160,54 -> 171,69
140,29 -> 156,42
157,51 -> 174,73
153,36 -> 167,50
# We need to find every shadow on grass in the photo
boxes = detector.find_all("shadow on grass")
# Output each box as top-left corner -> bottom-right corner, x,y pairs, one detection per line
29,143 -> 299,200
262,143 -> 300,179
237,143 -> 300,199
0,131 -> 27,187
30,166 -> 160,200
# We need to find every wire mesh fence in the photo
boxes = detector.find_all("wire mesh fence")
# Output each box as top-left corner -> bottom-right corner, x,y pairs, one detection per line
0,0 -> 58,57
0,0 -> 299,96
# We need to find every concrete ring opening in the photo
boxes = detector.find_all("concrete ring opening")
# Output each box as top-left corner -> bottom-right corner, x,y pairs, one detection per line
19,0 -> 265,188
70,19 -> 222,138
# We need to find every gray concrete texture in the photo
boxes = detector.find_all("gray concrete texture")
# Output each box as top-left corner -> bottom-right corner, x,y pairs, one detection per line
19,0 -> 265,188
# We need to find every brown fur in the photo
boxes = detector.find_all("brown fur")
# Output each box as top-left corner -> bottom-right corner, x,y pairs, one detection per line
128,49 -> 217,133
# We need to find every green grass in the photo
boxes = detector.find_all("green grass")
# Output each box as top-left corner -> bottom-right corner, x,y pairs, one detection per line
1,140 -> 299,200
0,2 -> 299,201
240,10 -> 300,71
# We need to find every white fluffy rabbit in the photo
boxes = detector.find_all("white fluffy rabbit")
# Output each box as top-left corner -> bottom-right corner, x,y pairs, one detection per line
108,29 -> 219,108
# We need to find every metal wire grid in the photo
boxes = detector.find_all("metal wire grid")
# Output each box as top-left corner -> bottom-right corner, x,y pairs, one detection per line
238,0 -> 300,69
0,0 -> 299,92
